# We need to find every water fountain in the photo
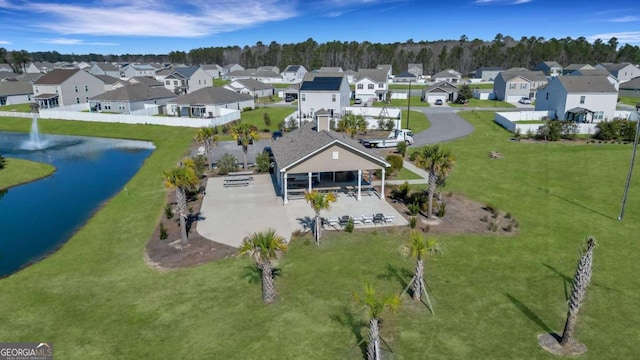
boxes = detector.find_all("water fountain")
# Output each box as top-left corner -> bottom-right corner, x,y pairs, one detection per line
21,114 -> 49,150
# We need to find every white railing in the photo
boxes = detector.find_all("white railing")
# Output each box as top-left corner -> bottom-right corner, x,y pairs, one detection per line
0,111 -> 34,118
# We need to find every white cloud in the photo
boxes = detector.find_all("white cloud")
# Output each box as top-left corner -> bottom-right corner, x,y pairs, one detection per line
0,40 -> 11,45
609,16 -> 639,23
588,32 -> 640,44
45,38 -> 118,46
27,0 -> 297,37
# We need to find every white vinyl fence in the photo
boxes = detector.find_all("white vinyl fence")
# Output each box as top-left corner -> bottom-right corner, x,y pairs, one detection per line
495,110 -> 639,135
0,111 -> 34,118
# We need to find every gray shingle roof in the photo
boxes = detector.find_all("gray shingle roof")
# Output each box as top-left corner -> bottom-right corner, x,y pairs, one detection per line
541,61 -> 562,68
598,62 -> 633,72
232,78 -> 273,90
91,84 -> 176,102
95,63 -> 118,72
356,69 -> 388,83
556,75 -> 617,93
94,75 -> 121,84
499,69 -> 547,82
227,69 -> 281,78
571,69 -> 612,77
0,81 -> 33,96
620,77 -> 640,90
564,64 -> 594,71
317,67 -> 343,73
33,69 -> 81,85
424,81 -> 458,93
172,87 -> 253,105
174,66 -> 200,78
395,71 -> 417,79
432,69 -> 461,79
269,123 -> 389,171
129,76 -> 163,87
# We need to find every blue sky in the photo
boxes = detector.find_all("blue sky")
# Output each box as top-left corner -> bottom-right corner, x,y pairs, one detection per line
0,0 -> 639,55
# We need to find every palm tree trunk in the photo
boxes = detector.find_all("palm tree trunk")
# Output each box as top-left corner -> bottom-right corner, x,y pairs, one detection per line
315,213 -> 321,245
560,237 -> 595,346
243,145 -> 248,170
261,261 -> 277,303
367,318 -> 381,360
176,187 -> 188,245
412,258 -> 424,302
205,144 -> 213,171
427,170 -> 436,219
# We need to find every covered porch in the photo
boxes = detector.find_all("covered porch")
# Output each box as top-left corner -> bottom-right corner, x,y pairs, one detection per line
34,94 -> 59,109
281,170 -> 385,204
566,107 -> 594,123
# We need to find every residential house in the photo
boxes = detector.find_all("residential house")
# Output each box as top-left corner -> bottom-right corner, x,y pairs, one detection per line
0,81 -> 33,105
166,87 -> 254,117
570,69 -> 619,90
88,84 -> 177,114
88,63 -> 120,78
562,64 -> 594,75
376,64 -> 392,78
535,75 -> 618,122
222,63 -> 244,75
354,69 -> 388,102
129,76 -> 163,87
422,81 -> 458,103
93,75 -> 125,92
533,61 -> 563,77
32,69 -> 105,108
154,68 -> 174,81
201,64 -> 223,79
493,69 -> 547,102
0,64 -> 14,73
162,67 -> 211,95
75,61 -> 91,70
0,72 -> 17,81
25,62 -> 56,74
432,69 -> 462,83
317,67 -> 343,73
407,64 -> 423,78
224,78 -> 274,98
619,77 -> 640,98
279,83 -> 300,101
120,63 -> 156,78
299,74 -> 351,118
393,71 -> 417,83
258,66 -> 280,74
474,67 -> 503,81
17,73 -> 42,83
281,65 -> 308,83
223,69 -> 282,83
595,63 -> 640,83
269,119 -> 391,204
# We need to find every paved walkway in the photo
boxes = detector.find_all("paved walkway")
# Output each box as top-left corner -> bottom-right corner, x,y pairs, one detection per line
411,107 -> 475,146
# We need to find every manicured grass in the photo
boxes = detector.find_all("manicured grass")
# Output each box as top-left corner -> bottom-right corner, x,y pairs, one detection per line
449,98 -> 516,108
0,103 -> 32,113
213,79 -> 230,87
0,110 -> 639,358
469,83 -> 494,89
0,158 -> 56,190
389,83 -> 427,90
392,167 -> 423,180
402,109 -> 430,134
214,107 -> 295,140
272,83 -> 294,89
618,96 -> 639,107
372,96 -> 424,108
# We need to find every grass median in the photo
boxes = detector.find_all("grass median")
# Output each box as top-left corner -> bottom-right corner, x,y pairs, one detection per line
0,158 -> 56,190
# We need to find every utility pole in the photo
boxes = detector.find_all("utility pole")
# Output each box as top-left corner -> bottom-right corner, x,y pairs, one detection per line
618,115 -> 640,221
407,79 -> 412,130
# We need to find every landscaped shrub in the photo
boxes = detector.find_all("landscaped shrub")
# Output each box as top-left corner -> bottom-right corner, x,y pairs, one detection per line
242,107 -> 253,112
409,216 -> 417,228
536,120 -> 562,141
396,141 -> 407,157
595,119 -> 638,141
159,222 -> 168,240
390,181 -> 410,200
436,202 -> 446,217
561,121 -> 579,140
386,154 -> 403,175
164,203 -> 173,219
255,151 -> 271,173
263,113 -> 271,126
344,218 -> 354,233
407,202 -> 420,216
191,155 -> 208,177
409,150 -> 420,162
217,153 -> 238,175
408,190 -> 428,210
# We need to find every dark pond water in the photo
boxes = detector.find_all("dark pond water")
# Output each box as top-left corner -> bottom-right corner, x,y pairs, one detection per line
0,131 -> 154,277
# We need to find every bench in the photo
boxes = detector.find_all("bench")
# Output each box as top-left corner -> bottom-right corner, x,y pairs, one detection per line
223,177 -> 251,188
227,171 -> 254,180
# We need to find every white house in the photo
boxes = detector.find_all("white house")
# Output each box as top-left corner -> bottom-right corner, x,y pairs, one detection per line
595,63 -> 640,83
120,64 -> 156,78
533,61 -> 563,77
535,75 -> 618,122
0,64 -> 14,73
0,81 -> 33,105
408,64 -> 423,77
167,87 -> 254,117
224,78 -> 274,98
201,64 -> 223,79
25,62 -> 56,74
493,69 -> 547,102
88,63 -> 120,78
223,69 -> 282,83
281,65 -> 308,83
432,69 -> 462,83
88,84 -> 177,114
32,69 -> 105,108
162,67 -> 211,95
93,75 -> 125,92
376,64 -> 392,78
222,63 -> 244,75
354,69 -> 388,102
299,74 -> 350,119
317,67 -> 343,73
422,81 -> 458,103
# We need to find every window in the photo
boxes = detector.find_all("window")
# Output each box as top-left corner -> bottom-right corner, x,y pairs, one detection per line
85,85 -> 89,92
357,84 -> 363,89
520,83 -> 527,89
332,94 -> 336,102
368,84 -> 374,89
74,85 -> 78,93
104,102 -> 111,110
378,83 -> 384,88
165,80 -> 170,85
301,94 -> 305,101
85,97 -> 89,102
594,111 -> 604,120
174,80 -> 178,85
76,97 -> 80,104
580,96 -> 585,104
198,80 -> 201,85
28,95 -> 31,101
545,93 -> 549,100
118,102 -> 125,110
509,83 -> 516,90
35,87 -> 38,93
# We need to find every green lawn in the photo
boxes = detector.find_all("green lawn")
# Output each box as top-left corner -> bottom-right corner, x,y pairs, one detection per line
213,79 -> 230,87
372,96 -> 424,108
214,107 -> 295,140
469,83 -> 494,89
0,103 -> 32,113
392,167 -> 423,180
618,96 -> 639,107
389,83 -> 427,90
0,158 -> 56,190
0,111 -> 639,358
402,109 -> 429,133
449,98 -> 515,108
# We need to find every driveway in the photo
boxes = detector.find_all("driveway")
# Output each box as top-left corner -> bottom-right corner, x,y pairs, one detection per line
411,107 -> 475,146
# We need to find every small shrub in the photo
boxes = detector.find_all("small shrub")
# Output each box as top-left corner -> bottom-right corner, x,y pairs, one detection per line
385,154 -> 404,173
409,216 -> 417,229
255,151 -> 271,173
436,202 -> 446,217
344,219 -> 354,233
396,141 -> 407,157
505,224 -> 513,232
164,203 -> 173,219
407,202 -> 420,216
409,150 -> 420,162
217,153 -> 239,175
390,181 -> 410,200
242,107 -> 253,112
505,212 -> 512,219
263,113 -> 271,126
159,222 -> 168,240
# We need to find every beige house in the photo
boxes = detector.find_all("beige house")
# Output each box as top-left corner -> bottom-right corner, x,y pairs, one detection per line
32,69 -> 105,108
270,115 -> 391,204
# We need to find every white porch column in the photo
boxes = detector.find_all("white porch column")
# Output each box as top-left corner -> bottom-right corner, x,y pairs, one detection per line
308,172 -> 312,192
380,168 -> 385,200
283,172 -> 288,204
368,170 -> 372,184
357,169 -> 362,200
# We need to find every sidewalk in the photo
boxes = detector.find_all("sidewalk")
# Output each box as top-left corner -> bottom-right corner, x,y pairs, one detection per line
371,161 -> 430,186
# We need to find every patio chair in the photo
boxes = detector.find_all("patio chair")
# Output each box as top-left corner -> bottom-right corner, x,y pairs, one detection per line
373,213 -> 385,224
339,215 -> 352,227
327,218 -> 340,228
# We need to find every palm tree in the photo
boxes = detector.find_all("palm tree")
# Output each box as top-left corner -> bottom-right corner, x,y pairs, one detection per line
338,113 -> 367,138
163,165 -> 199,245
417,144 -> 455,219
352,282 -> 401,360
230,122 -> 259,170
401,231 -> 441,312
304,190 -> 337,246
194,127 -> 217,172
239,229 -> 288,304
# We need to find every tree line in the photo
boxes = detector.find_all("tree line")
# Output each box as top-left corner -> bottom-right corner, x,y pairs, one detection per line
2,34 -> 640,75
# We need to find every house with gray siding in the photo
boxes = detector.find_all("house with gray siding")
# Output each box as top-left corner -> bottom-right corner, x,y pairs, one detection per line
89,84 -> 177,114
407,64 -> 423,77
120,63 -> 156,78
89,63 -> 120,78
32,69 -> 105,108
595,63 -> 640,83
281,65 -> 307,83
619,77 -> 640,98
432,69 -> 462,83
224,78 -> 274,98
422,81 -> 458,103
167,87 -> 254,117
533,61 -> 563,77
0,81 -> 33,105
493,69 -> 547,102
474,67 -> 503,81
162,67 -> 211,95
201,64 -> 223,79
535,75 -> 618,122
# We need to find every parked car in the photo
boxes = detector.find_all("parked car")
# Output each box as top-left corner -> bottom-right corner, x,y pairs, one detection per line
285,95 -> 295,102
519,97 -> 532,104
354,98 -> 362,105
272,131 -> 283,140
434,99 -> 443,105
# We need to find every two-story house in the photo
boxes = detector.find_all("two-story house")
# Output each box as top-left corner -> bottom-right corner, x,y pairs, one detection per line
281,65 -> 308,83
88,63 -> 120,78
562,64 -> 594,75
201,64 -> 223,79
25,62 -> 56,74
162,67 -> 211,95
474,67 -> 503,81
376,64 -> 392,78
222,63 -> 244,76
299,74 -> 350,119
535,75 -> 618,122
32,69 -> 105,108
533,61 -> 563,77
493,69 -> 547,102
432,69 -> 462,83
595,63 -> 640,83
354,69 -> 388,102
120,63 -> 156,78
407,64 -> 423,78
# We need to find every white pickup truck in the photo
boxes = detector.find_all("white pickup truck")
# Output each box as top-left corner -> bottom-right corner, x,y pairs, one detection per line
360,129 -> 414,148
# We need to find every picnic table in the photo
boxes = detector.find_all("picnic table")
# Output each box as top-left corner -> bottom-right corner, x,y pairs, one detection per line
223,177 -> 251,188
